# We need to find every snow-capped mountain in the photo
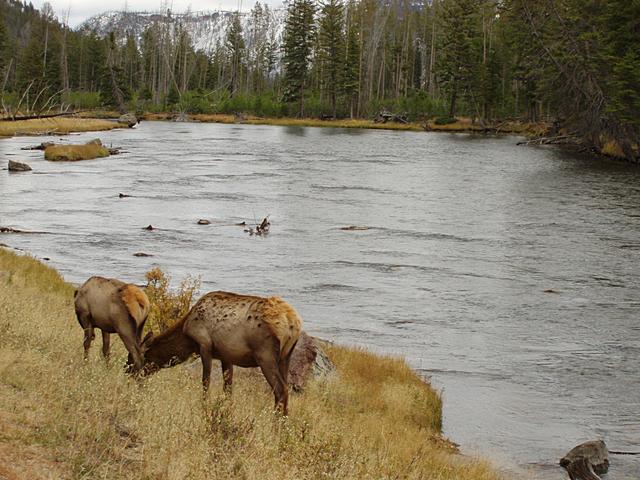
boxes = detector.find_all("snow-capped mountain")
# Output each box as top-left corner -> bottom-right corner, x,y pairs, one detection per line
78,8 -> 286,53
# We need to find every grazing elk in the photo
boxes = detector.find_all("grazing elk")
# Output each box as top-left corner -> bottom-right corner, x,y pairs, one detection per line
74,276 -> 150,373
141,291 -> 302,414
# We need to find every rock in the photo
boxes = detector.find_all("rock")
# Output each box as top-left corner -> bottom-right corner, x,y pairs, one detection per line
288,332 -> 336,391
119,193 -> 131,198
133,252 -> 153,257
543,289 -> 559,293
8,160 -> 32,172
197,219 -> 211,225
560,440 -> 610,480
340,225 -> 370,231
143,225 -> 155,231
119,113 -> 138,128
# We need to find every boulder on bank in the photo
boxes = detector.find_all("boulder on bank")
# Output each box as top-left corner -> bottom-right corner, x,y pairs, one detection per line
560,440 -> 609,480
8,160 -> 32,172
288,332 -> 336,391
44,140 -> 110,161
119,113 -> 138,128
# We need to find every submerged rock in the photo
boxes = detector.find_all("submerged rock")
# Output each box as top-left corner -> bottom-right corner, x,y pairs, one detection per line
288,332 -> 336,391
133,252 -> 153,257
197,219 -> 211,225
560,440 -> 609,480
8,160 -> 32,172
143,225 -> 155,231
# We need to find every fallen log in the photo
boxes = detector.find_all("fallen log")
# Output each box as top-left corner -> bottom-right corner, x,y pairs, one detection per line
21,141 -> 55,151
1,110 -> 84,122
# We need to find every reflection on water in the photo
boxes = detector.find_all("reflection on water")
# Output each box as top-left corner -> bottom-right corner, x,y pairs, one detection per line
1,122 -> 639,478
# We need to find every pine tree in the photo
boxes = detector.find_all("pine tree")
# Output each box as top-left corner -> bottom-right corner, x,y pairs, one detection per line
0,19 -> 7,77
342,1 -> 360,118
436,0 -> 480,117
282,0 -> 316,116
226,13 -> 246,96
318,0 -> 345,117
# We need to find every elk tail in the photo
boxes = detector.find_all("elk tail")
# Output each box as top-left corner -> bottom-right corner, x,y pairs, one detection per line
120,285 -> 151,326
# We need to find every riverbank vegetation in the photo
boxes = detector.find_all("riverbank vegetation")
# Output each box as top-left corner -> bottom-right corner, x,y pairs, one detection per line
0,117 -> 124,137
0,249 -> 501,479
0,0 -> 638,160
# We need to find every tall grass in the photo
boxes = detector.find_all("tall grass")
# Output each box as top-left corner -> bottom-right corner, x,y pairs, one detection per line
0,117 -> 124,137
0,249 -> 501,480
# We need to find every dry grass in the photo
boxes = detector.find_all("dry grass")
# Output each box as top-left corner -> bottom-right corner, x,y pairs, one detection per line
600,139 -> 626,159
44,143 -> 110,161
0,117 -> 125,137
0,249 -> 501,480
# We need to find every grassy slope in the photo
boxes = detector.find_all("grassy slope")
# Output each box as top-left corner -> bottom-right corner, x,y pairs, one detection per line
0,249 -> 501,480
0,118 -> 125,137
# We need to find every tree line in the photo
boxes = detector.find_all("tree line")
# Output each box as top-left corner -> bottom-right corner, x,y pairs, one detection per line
0,0 -> 638,160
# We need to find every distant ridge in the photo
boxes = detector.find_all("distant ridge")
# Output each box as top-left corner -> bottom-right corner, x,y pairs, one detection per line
78,8 -> 286,53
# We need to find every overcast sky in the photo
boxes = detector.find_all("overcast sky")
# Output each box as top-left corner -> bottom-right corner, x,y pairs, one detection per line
30,0 -> 281,27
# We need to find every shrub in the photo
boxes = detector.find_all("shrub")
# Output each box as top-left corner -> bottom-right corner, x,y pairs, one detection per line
434,116 -> 457,125
144,267 -> 200,333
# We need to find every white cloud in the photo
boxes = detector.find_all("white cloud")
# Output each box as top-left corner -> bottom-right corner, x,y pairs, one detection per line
30,0 -> 283,27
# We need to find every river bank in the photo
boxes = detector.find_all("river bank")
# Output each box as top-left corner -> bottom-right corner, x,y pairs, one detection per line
0,248 -> 501,480
0,117 -> 127,137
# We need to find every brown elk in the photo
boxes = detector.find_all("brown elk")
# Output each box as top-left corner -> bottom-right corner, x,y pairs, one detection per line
74,276 -> 150,372
140,291 -> 302,414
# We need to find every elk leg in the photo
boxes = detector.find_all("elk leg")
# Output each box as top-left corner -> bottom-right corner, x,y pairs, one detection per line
83,326 -> 94,359
118,332 -> 144,373
101,331 -> 111,360
278,341 -> 296,385
256,345 -> 289,415
221,361 -> 233,394
200,345 -> 213,393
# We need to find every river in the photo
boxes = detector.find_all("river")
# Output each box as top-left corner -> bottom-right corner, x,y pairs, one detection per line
1,122 -> 639,478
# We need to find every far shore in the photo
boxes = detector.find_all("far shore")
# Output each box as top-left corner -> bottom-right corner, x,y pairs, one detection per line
1,111 -> 547,139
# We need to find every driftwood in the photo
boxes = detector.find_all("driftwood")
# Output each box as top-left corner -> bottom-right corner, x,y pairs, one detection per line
374,111 -> 408,124
517,134 -> 578,146
21,142 -> 55,151
244,216 -> 270,236
0,110 -> 82,122
560,440 -> 609,480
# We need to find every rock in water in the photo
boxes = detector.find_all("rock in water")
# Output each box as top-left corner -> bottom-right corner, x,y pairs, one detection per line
118,113 -> 138,128
197,219 -> 211,225
560,440 -> 610,480
8,160 -> 32,172
288,332 -> 335,391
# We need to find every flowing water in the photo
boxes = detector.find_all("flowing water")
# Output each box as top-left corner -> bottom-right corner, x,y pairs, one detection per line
1,122 -> 639,478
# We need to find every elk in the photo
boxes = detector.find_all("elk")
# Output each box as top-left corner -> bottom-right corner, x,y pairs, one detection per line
74,276 -> 150,373
140,291 -> 302,415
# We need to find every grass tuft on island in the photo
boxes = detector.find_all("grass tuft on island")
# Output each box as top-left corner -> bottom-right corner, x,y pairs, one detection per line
44,141 -> 110,161
0,117 -> 126,137
0,248 -> 501,480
